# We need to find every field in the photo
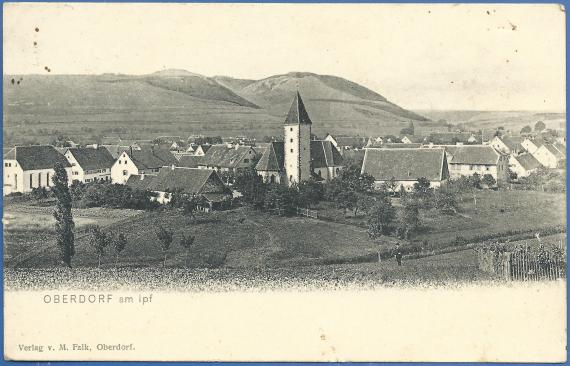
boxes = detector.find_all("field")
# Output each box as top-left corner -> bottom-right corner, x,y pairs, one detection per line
316,190 -> 566,248
5,249 -> 493,291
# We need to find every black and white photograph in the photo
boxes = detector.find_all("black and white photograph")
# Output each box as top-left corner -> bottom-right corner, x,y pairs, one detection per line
2,3 -> 566,362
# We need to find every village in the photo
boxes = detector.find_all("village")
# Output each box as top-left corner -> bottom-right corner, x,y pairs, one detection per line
3,92 -> 567,285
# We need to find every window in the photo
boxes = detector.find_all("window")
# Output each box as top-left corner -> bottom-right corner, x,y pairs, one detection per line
290,139 -> 293,143
290,128 -> 293,131
290,175 -> 293,182
73,171 -> 78,176
290,149 -> 293,153
47,172 -> 50,185
86,179 -> 92,183
29,174 -> 33,189
469,165 -> 474,171
486,166 -> 490,171
14,174 -> 17,190
123,170 -> 128,176
38,172 -> 42,186
4,163 -> 10,167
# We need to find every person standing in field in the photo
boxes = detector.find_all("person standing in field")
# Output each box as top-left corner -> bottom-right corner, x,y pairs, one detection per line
394,244 -> 403,266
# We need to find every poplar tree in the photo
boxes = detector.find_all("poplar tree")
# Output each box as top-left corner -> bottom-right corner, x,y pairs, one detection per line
52,162 -> 75,268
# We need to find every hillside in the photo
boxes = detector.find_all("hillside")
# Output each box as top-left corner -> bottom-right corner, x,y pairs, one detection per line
417,110 -> 566,134
4,69 -> 433,145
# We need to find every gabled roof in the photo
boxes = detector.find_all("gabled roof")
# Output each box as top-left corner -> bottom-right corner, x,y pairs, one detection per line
178,155 -> 205,168
328,135 -> 368,148
443,145 -> 501,165
401,135 -> 425,143
284,92 -> 312,125
202,144 -> 255,168
512,153 -> 542,171
542,143 -> 565,159
102,145 -> 130,159
255,142 -> 285,171
126,174 -> 157,190
497,136 -> 524,151
67,147 -> 115,171
145,167 -> 227,195
127,147 -> 178,170
361,148 -> 447,182
5,145 -> 71,171
311,140 -> 343,168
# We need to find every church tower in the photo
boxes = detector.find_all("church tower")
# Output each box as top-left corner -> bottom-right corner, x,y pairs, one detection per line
284,92 -> 312,186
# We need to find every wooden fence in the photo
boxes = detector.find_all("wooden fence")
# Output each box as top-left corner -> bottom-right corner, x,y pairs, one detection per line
296,207 -> 318,219
477,249 -> 566,281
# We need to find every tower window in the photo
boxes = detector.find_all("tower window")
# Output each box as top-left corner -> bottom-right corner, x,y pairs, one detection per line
290,149 -> 293,153
290,128 -> 293,131
290,139 -> 293,143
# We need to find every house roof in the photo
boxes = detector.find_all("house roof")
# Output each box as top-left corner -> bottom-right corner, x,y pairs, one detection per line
102,145 -> 131,159
178,155 -> 205,168
145,167 -> 226,195
498,136 -> 524,151
126,147 -> 178,170
202,144 -> 255,168
284,92 -> 312,125
513,153 -> 542,171
368,143 -> 422,149
552,142 -> 566,156
443,145 -> 501,165
67,147 -> 115,171
311,140 -> 343,168
543,143 -> 565,159
427,132 -> 478,144
361,148 -> 447,182
255,142 -> 285,171
6,145 -> 71,171
401,135 -> 425,143
126,174 -> 157,190
329,135 -> 368,148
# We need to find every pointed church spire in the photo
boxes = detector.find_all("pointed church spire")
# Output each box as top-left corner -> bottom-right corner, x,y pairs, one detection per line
284,92 -> 312,125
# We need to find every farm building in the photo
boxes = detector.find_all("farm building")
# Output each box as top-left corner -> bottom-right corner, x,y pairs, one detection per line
490,135 -> 525,155
324,134 -> 368,152
111,147 -> 178,184
128,166 -> 231,210
3,145 -> 72,195
532,143 -> 566,168
198,144 -> 258,173
361,148 -> 449,192
193,144 -> 211,156
509,153 -> 542,177
64,147 -> 115,183
441,145 -> 509,184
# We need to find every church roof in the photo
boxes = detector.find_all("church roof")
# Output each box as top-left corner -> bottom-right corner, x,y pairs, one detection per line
255,142 -> 284,171
255,140 -> 343,171
284,92 -> 312,125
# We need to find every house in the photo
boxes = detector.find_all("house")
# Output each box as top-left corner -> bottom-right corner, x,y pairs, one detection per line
426,132 -> 480,145
3,145 -> 72,195
442,145 -> 509,184
532,143 -> 566,168
101,144 -> 131,159
128,166 -> 231,210
193,144 -> 211,156
401,135 -> 425,144
111,147 -> 178,184
360,148 -> 449,192
509,153 -> 542,177
521,138 -> 544,154
198,144 -> 258,173
324,134 -> 368,152
178,155 -> 205,168
490,135 -> 525,155
64,147 -> 115,183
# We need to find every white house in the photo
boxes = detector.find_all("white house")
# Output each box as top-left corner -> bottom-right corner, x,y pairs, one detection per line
3,145 -> 72,195
509,153 -> 542,177
111,147 -> 178,184
521,138 -> 544,154
64,147 -> 115,183
442,145 -> 509,184
361,148 -> 449,192
532,143 -> 566,168
490,135 -> 525,155
193,144 -> 211,156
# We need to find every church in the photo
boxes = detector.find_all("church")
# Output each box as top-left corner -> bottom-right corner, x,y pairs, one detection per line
256,92 -> 344,185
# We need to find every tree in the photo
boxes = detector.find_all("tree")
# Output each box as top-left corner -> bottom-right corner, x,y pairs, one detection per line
534,121 -> 546,132
233,168 -> 266,208
155,226 -> 173,267
89,225 -> 109,268
298,179 -> 323,208
398,200 -> 421,240
335,189 -> 358,216
112,233 -> 127,267
520,125 -> 532,134
482,174 -> 497,188
412,177 -> 434,208
382,177 -> 399,196
179,233 -> 196,267
400,121 -> 415,136
52,162 -> 75,267
366,196 -> 396,238
433,190 -> 458,214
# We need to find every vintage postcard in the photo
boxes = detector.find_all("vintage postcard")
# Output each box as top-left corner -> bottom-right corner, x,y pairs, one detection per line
2,2 -> 567,362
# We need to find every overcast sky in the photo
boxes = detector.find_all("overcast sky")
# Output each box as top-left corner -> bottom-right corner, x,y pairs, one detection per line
4,3 -> 565,111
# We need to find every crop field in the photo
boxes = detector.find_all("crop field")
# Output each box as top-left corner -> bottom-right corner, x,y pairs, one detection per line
4,249 -> 494,291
